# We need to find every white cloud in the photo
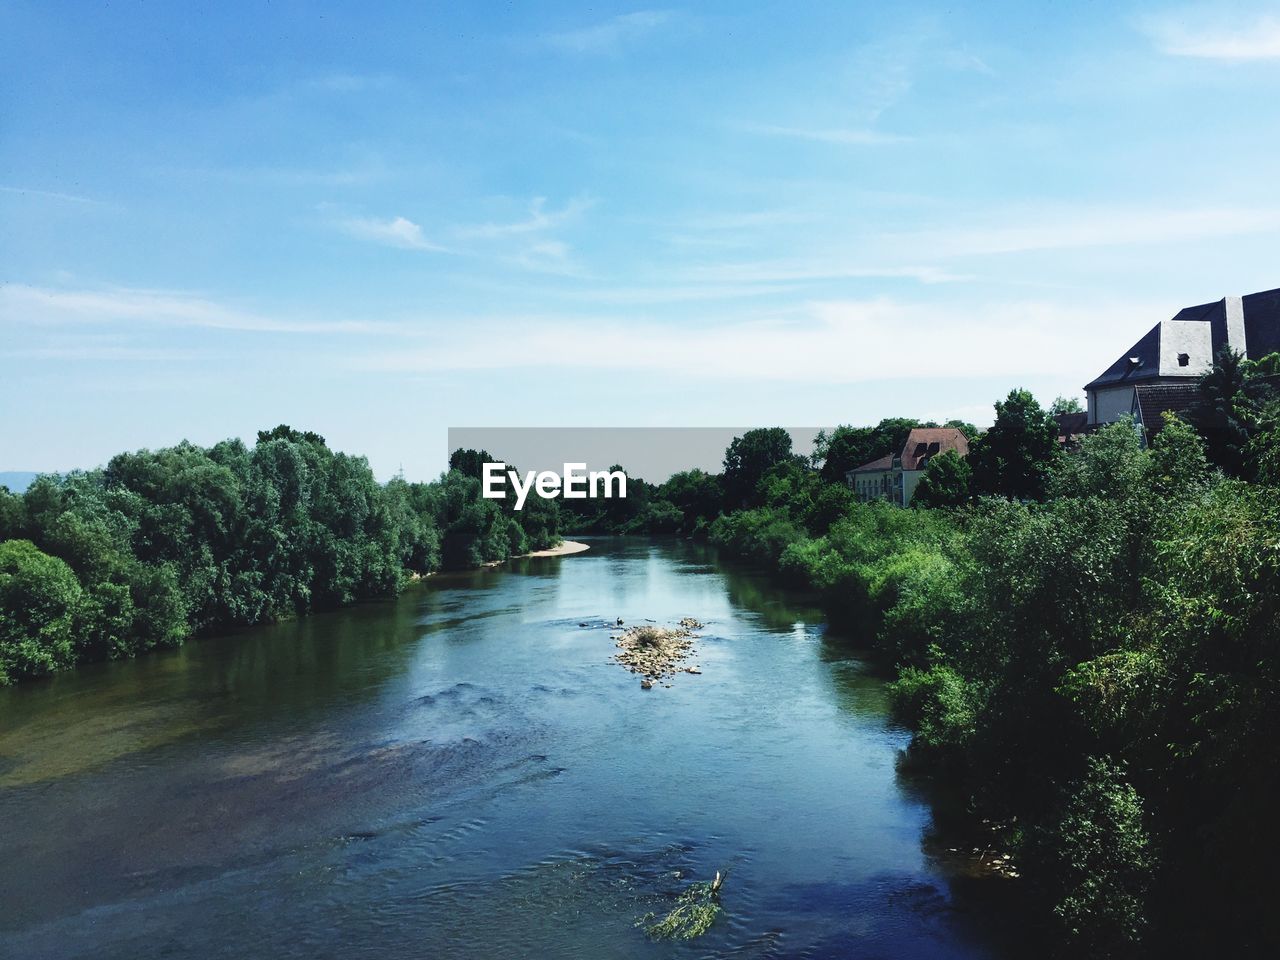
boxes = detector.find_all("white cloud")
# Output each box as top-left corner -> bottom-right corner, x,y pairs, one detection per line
353,295 -> 1166,386
537,10 -> 674,54
1141,10 -> 1280,60
339,215 -> 447,251
0,284 -> 381,334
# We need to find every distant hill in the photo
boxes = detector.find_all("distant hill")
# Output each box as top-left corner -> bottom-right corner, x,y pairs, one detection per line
0,472 -> 40,493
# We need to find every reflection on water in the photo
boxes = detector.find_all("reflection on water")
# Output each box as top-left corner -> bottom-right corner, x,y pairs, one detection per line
0,537 -> 1005,959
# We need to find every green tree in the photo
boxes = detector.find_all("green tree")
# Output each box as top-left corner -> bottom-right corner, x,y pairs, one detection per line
912,450 -> 971,508
1191,347 -> 1279,478
723,428 -> 801,507
0,539 -> 82,684
1050,395 -> 1085,415
1041,757 -> 1152,957
969,388 -> 1060,500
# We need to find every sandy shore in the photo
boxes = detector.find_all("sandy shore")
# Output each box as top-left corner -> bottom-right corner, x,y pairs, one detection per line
483,540 -> 590,567
526,540 -> 590,558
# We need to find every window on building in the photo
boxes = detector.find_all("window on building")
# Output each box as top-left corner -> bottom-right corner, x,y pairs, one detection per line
1178,352 -> 1190,367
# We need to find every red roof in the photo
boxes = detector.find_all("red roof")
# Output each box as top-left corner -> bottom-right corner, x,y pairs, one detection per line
850,453 -> 893,473
848,428 -> 971,474
897,428 -> 970,471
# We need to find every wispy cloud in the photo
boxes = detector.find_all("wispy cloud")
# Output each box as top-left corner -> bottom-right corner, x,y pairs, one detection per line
353,295 -> 1165,385
742,124 -> 910,146
0,185 -> 107,205
889,205 -> 1280,258
679,260 -> 971,285
338,215 -> 448,251
302,73 -> 395,93
536,10 -> 674,55
459,196 -> 593,238
0,284 -> 382,334
1141,10 -> 1280,60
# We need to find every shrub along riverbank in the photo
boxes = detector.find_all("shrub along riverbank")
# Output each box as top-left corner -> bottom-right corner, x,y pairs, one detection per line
709,416 -> 1279,958
0,427 -> 560,685
4,359 -> 1280,956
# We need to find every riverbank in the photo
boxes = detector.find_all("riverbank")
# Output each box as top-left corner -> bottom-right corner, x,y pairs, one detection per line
527,539 -> 590,558
483,540 -> 590,567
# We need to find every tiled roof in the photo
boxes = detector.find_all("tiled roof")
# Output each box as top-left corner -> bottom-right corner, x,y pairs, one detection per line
1054,411 -> 1089,439
1133,383 -> 1200,435
850,453 -> 893,473
898,428 -> 970,471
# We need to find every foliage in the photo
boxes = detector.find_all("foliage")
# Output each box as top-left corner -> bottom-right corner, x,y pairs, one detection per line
0,431 -> 564,684
0,540 -> 82,684
1037,757 -> 1152,957
639,878 -> 722,940
813,419 -> 932,483
722,427 -> 802,508
1190,348 -> 1273,478
714,411 -> 1280,954
969,388 -> 1060,501
912,450 -> 971,508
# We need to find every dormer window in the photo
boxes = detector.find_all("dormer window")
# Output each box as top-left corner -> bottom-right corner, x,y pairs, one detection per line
1178,352 -> 1190,367
1127,356 -> 1142,368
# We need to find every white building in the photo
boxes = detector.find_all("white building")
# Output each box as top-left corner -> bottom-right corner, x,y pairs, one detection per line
847,428 -> 971,506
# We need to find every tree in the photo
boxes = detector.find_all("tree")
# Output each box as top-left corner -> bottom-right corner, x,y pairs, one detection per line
1041,757 -> 1152,957
943,419 -> 980,439
814,419 -> 930,484
1050,396 -> 1085,415
0,539 -> 82,684
912,450 -> 971,508
448,448 -> 496,481
723,428 -> 802,507
969,388 -> 1060,500
1191,347 -> 1274,478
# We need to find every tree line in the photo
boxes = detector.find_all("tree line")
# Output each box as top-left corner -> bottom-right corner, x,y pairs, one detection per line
0,427 -> 561,685
4,350 -> 1278,954
701,349 -> 1280,957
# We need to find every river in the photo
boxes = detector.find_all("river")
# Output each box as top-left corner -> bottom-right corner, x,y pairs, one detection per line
0,538 -> 1008,959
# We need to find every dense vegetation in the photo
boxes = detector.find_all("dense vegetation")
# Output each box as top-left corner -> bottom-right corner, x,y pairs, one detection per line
701,357 -> 1280,957
4,349 -> 1279,956
0,428 -> 559,684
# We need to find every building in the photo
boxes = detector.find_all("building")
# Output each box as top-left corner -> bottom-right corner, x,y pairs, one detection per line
1053,411 -> 1089,448
1130,382 -> 1200,445
1085,286 -> 1280,429
847,428 -> 971,506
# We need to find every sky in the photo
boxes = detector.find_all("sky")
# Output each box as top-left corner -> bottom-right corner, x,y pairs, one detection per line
3,1 -> 1280,480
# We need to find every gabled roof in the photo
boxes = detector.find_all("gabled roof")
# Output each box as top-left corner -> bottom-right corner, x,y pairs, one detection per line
848,428 -> 971,476
849,453 -> 893,474
1087,286 -> 1280,392
1132,382 -> 1199,434
1244,287 -> 1280,358
899,428 -> 970,471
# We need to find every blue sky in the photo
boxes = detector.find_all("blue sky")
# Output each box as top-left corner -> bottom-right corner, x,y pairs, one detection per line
3,1 -> 1280,480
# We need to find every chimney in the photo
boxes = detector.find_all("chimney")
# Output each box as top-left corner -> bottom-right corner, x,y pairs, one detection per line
1225,295 -> 1247,356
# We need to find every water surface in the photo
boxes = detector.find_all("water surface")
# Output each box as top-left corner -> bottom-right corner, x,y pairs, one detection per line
0,538 -> 1003,958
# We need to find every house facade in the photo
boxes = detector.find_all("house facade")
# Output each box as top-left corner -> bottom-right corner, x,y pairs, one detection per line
1085,286 -> 1280,430
847,428 -> 971,506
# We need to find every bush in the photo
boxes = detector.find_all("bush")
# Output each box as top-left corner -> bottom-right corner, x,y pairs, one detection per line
0,540 -> 82,683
